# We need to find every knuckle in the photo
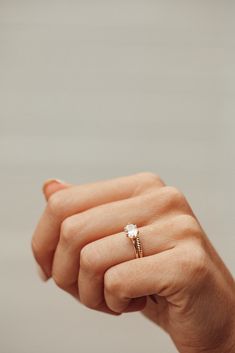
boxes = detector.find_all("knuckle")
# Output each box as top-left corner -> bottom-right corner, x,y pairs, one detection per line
52,272 -> 67,290
190,246 -> 208,277
104,268 -> 123,297
174,214 -> 200,238
133,172 -> 164,195
80,243 -> 103,274
47,192 -> 65,219
60,217 -> 78,245
163,186 -> 186,207
180,242 -> 208,280
80,296 -> 103,311
138,172 -> 163,185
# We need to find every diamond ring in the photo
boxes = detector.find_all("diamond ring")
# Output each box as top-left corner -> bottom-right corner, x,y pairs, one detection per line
124,223 -> 143,258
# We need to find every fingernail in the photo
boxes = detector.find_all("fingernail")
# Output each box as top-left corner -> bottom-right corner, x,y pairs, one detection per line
36,264 -> 49,282
42,178 -> 65,194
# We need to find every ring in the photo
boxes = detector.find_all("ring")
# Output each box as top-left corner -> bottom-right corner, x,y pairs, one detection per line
124,223 -> 143,258
124,223 -> 157,304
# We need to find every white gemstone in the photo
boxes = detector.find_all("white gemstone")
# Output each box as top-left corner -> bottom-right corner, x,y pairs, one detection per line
125,224 -> 138,238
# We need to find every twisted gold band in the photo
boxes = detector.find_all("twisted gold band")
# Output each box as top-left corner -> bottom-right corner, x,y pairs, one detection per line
132,235 -> 143,258
124,224 -> 143,258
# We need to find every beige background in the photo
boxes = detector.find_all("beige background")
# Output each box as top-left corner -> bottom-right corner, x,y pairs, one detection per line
0,1 -> 234,352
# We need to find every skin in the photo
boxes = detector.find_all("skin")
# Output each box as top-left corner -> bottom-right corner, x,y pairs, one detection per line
32,172 -> 235,353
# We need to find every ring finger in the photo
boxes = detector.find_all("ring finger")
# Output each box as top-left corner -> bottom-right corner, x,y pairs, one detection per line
78,214 -> 188,313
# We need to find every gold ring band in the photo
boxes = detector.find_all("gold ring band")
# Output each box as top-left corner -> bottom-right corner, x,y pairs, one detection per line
132,235 -> 143,258
124,224 -> 143,258
124,224 -> 157,304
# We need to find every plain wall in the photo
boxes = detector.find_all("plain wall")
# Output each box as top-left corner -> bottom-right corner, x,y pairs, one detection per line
0,1 -> 234,352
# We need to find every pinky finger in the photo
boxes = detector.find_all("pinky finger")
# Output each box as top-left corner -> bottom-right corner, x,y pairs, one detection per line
104,249 -> 179,314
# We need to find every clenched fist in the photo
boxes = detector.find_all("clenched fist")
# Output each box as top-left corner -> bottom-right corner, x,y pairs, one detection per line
31,173 -> 235,353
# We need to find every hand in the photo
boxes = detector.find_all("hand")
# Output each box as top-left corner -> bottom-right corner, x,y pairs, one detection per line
32,173 -> 235,353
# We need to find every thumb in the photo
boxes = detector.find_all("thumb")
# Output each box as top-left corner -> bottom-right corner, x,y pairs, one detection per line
42,179 -> 72,201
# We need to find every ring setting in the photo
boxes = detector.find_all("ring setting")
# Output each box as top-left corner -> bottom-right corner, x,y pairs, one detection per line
124,223 -> 143,258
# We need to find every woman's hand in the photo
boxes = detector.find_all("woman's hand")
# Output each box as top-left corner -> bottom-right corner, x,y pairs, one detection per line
31,173 -> 235,353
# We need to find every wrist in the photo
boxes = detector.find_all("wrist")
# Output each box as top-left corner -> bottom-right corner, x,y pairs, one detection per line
200,327 -> 234,353
177,315 -> 235,353
178,277 -> 235,353
200,323 -> 235,353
